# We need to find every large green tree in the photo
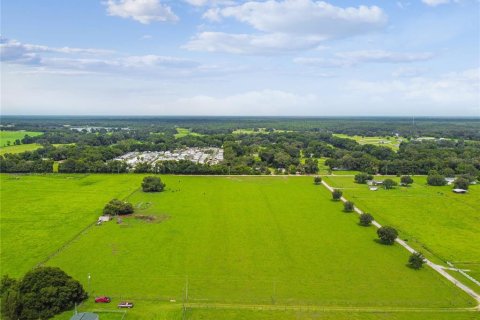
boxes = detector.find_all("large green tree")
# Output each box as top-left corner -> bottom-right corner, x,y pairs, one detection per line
377,226 -> 398,245
103,199 -> 134,216
383,178 -> 397,189
1,267 -> 87,320
142,176 -> 166,192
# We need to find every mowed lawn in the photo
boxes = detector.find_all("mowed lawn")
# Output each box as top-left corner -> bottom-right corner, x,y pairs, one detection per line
43,176 -> 476,319
0,174 -> 146,277
0,143 -> 75,155
323,176 -> 480,283
333,134 -> 402,151
0,130 -> 42,147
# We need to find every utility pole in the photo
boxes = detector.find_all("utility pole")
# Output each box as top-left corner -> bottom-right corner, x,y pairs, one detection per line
185,276 -> 189,303
272,280 -> 276,304
87,273 -> 91,293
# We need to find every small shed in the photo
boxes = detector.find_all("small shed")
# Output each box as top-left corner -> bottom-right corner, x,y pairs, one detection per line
70,312 -> 99,320
98,215 -> 112,223
445,177 -> 455,185
452,189 -> 467,194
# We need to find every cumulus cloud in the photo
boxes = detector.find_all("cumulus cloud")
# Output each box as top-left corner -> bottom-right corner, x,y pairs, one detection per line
186,0 -> 387,54
422,0 -> 453,6
204,0 -> 386,36
184,0 -> 235,6
295,50 -> 434,67
104,0 -> 178,24
183,32 -> 326,54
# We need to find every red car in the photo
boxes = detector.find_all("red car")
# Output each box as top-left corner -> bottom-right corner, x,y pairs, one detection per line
95,296 -> 111,303
118,301 -> 134,308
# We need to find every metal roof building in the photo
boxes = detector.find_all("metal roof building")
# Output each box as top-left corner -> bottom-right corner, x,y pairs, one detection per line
70,312 -> 99,320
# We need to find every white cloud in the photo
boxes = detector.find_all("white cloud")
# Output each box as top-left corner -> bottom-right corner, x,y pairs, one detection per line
349,68 -> 480,110
204,0 -> 387,36
183,32 -> 326,54
422,0 -> 453,6
0,37 -> 112,64
295,50 -> 434,67
1,38 -> 207,77
104,0 -> 178,24
184,0 -> 235,6
174,90 -> 318,115
188,1 -> 387,54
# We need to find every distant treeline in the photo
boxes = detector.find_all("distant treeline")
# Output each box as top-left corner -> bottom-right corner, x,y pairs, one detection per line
1,122 -> 479,177
3,116 -> 480,140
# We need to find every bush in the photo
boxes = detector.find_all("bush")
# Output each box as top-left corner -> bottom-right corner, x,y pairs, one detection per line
354,173 -> 373,184
427,174 -> 446,186
1,267 -> 87,320
377,226 -> 398,245
400,175 -> 413,186
453,177 -> 469,190
408,252 -> 425,269
359,213 -> 374,226
103,199 -> 134,216
142,176 -> 166,192
343,201 -> 355,212
313,176 -> 322,185
332,189 -> 343,200
383,178 -> 398,189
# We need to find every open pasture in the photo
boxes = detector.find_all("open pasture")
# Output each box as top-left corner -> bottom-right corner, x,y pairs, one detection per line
0,174 -> 145,277
174,128 -> 203,139
333,134 -> 402,151
0,130 -> 42,147
40,176 -> 477,318
0,143 -> 44,155
323,175 -> 480,286
1,174 -> 477,319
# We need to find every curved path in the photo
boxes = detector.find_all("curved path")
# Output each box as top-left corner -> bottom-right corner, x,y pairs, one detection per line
320,180 -> 480,308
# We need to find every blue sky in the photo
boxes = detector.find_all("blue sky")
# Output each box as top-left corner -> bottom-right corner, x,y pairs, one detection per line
1,0 -> 479,116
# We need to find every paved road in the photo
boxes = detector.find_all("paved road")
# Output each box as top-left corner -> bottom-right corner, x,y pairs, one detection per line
320,180 -> 480,307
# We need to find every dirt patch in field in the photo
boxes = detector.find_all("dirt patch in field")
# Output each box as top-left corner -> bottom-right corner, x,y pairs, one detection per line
134,214 -> 170,223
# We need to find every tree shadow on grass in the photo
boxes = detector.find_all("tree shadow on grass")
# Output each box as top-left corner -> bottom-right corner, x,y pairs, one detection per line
373,239 -> 395,246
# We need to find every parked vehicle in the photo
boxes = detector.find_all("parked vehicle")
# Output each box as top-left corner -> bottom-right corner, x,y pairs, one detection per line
118,301 -> 134,308
95,296 -> 111,303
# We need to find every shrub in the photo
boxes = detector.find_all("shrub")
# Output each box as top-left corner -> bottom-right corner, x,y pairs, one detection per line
427,174 -> 446,186
383,178 -> 398,189
453,177 -> 469,190
103,199 -> 134,216
400,175 -> 413,186
332,189 -> 343,201
377,226 -> 398,245
354,173 -> 373,184
343,201 -> 355,212
142,176 -> 165,192
408,252 -> 425,269
313,176 -> 322,185
359,213 -> 374,226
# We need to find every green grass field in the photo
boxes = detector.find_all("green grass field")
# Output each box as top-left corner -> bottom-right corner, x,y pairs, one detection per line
323,175 -> 480,287
333,134 -> 402,151
0,174 -> 146,277
2,174 -> 477,319
0,143 -> 74,155
0,143 -> 44,155
0,130 -> 42,147
174,128 -> 203,139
